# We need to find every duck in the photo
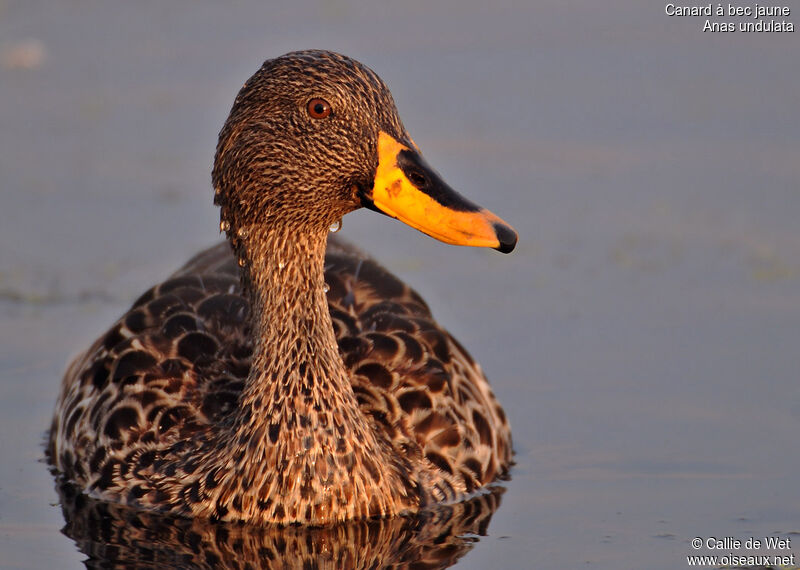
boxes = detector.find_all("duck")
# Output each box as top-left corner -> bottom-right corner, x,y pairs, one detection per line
48,50 -> 517,526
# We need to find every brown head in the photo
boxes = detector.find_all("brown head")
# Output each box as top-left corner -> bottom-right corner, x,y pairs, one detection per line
213,50 -> 517,255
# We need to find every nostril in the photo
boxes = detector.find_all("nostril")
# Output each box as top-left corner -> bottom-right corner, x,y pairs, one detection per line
406,169 -> 428,188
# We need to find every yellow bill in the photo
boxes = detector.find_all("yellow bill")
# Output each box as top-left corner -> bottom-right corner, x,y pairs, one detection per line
362,131 -> 517,253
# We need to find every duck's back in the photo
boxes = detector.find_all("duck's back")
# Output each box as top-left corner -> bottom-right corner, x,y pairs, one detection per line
49,237 -> 511,510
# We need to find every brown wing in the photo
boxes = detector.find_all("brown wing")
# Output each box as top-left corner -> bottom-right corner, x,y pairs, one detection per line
322,237 -> 511,500
49,245 -> 252,491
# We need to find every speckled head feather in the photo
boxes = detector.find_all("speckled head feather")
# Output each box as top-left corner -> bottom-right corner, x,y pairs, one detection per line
49,50 -> 515,527
214,51 -> 408,251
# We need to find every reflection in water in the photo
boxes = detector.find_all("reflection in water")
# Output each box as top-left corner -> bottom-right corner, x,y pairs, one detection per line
55,481 -> 505,569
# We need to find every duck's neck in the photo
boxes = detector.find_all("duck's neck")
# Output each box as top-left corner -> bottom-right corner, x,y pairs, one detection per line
212,224 -> 420,524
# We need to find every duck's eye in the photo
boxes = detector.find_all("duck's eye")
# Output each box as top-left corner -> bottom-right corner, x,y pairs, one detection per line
306,98 -> 332,119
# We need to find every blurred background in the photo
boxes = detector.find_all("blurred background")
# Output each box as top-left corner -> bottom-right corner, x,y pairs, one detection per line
0,1 -> 798,568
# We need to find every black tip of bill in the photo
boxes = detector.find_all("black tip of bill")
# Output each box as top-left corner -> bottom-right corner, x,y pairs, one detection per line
493,222 -> 518,254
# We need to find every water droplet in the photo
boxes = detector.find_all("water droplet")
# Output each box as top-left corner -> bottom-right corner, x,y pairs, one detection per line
220,220 -> 230,232
329,219 -> 342,233
277,261 -> 285,269
237,227 -> 249,238
323,283 -> 330,293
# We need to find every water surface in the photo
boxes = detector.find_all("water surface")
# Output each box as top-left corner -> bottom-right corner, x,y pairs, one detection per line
1,2 -> 798,568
